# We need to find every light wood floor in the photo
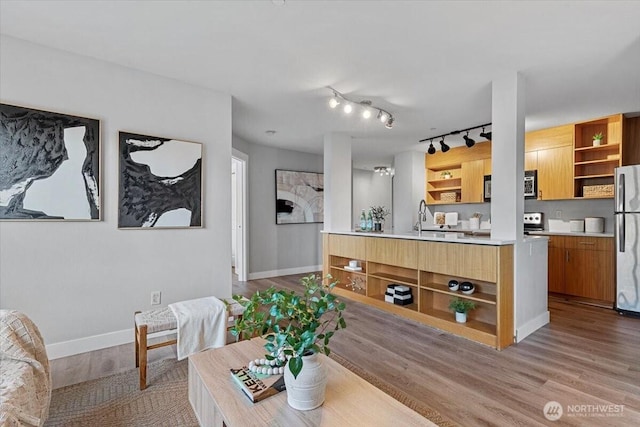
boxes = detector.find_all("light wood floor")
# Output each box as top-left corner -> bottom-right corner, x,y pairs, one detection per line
51,273 -> 640,426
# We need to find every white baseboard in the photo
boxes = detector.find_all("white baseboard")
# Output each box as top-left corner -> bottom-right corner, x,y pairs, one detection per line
516,311 -> 550,343
248,265 -> 322,280
46,328 -> 174,360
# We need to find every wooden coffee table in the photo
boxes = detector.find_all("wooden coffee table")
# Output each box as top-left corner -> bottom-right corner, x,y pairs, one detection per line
188,338 -> 433,426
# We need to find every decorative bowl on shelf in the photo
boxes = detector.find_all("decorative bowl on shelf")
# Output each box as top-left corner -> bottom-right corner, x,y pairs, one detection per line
460,282 -> 475,295
447,280 -> 459,292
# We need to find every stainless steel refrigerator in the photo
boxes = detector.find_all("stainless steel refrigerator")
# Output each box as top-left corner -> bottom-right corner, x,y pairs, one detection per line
615,164 -> 640,316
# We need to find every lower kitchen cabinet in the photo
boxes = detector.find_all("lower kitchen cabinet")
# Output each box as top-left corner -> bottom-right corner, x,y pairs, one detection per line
547,235 -> 615,304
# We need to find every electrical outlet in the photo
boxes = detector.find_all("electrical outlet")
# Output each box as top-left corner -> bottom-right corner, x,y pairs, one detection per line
151,291 -> 161,305
555,210 -> 562,219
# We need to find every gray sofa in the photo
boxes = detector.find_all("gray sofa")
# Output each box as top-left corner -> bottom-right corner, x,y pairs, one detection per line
0,310 -> 51,427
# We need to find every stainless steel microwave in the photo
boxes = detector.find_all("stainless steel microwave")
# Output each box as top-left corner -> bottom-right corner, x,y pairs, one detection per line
484,170 -> 537,201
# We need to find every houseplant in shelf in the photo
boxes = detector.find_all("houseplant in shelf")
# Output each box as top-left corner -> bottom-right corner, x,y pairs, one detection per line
231,274 -> 347,410
448,298 -> 476,323
370,206 -> 391,232
592,132 -> 604,146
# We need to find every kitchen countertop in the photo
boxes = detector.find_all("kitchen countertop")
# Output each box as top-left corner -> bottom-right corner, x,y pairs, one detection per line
322,230 -> 548,246
528,230 -> 614,238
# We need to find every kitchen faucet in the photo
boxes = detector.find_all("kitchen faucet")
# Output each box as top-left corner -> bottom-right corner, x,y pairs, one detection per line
417,199 -> 427,236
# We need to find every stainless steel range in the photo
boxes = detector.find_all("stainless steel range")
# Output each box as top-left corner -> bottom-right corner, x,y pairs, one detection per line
524,212 -> 544,233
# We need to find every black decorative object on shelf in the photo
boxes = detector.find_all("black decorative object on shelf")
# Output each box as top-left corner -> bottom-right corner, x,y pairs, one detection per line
448,280 -> 459,292
460,282 -> 475,295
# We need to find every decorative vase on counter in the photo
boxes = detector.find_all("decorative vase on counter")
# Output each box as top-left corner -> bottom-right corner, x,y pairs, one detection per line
374,222 -> 382,232
283,352 -> 328,410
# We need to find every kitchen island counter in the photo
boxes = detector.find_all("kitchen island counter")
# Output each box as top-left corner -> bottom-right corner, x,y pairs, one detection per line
323,230 -> 547,246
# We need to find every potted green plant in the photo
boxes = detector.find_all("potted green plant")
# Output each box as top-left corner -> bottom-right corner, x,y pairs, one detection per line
448,297 -> 476,323
370,206 -> 391,231
231,274 -> 346,410
440,170 -> 453,179
592,132 -> 604,146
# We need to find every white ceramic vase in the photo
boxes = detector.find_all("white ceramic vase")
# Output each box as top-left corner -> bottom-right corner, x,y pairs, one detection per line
284,352 -> 327,410
593,139 -> 601,146
455,311 -> 467,323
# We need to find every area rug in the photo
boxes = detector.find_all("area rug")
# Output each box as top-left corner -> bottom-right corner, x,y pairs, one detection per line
46,354 -> 454,426
45,359 -> 197,427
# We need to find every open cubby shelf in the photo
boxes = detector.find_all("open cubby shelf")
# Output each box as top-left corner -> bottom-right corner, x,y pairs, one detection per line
330,265 -> 366,275
368,272 -> 418,286
420,282 -> 496,305
370,294 -> 418,312
420,307 -> 496,336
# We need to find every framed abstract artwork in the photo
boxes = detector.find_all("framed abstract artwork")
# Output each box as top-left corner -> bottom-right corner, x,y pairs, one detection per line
0,103 -> 101,221
275,169 -> 323,224
118,131 -> 203,229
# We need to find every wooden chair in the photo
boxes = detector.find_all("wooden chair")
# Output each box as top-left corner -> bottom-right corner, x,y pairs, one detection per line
134,297 -> 246,390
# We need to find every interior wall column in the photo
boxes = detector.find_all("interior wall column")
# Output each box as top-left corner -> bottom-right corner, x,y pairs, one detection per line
323,133 -> 352,231
491,72 -> 525,239
393,151 -> 426,233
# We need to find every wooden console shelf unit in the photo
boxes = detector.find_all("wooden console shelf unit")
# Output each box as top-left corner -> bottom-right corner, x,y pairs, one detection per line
322,233 -> 514,349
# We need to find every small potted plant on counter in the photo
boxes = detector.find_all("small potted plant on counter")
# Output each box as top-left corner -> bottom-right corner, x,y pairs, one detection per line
370,206 -> 390,232
448,297 -> 476,323
592,132 -> 604,146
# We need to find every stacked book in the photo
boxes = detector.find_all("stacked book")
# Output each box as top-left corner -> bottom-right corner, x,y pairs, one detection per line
384,284 -> 413,306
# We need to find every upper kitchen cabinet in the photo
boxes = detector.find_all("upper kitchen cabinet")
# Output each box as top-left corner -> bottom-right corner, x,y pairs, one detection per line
525,124 -> 573,200
460,159 -> 485,203
425,141 -> 491,205
537,145 -> 574,200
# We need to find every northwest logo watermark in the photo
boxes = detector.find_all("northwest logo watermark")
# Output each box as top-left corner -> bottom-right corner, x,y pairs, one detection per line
543,401 -> 625,421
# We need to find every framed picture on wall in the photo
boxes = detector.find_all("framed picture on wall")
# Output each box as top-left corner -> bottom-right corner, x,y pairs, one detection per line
0,103 -> 101,221
275,169 -> 324,224
118,131 -> 203,229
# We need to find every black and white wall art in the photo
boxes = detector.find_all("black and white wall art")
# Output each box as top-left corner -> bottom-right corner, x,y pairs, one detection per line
118,131 -> 202,229
0,103 -> 101,220
275,169 -> 323,224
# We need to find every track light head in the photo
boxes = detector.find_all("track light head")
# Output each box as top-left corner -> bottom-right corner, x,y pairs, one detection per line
440,138 -> 450,153
427,142 -> 436,155
378,111 -> 389,123
463,132 -> 475,148
328,95 -> 340,109
362,108 -> 372,119
385,116 -> 394,129
479,128 -> 492,140
343,103 -> 353,114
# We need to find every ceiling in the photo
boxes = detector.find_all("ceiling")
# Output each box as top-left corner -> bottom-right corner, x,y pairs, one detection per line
1,1 -> 639,170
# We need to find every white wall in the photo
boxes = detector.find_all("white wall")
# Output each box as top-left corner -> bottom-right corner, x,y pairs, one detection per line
393,151 -> 427,233
0,36 -> 232,354
352,169 -> 392,229
232,135 -> 323,279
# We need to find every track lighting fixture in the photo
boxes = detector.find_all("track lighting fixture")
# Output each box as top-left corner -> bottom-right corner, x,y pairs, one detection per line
374,166 -> 391,176
420,122 -> 491,154
479,127 -> 492,140
439,137 -> 450,153
327,86 -> 394,129
427,141 -> 436,155
463,132 -> 475,148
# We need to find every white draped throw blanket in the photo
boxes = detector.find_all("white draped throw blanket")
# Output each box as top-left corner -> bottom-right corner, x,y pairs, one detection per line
169,297 -> 227,361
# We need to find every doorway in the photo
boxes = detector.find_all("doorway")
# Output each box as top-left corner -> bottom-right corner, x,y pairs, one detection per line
231,150 -> 248,281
